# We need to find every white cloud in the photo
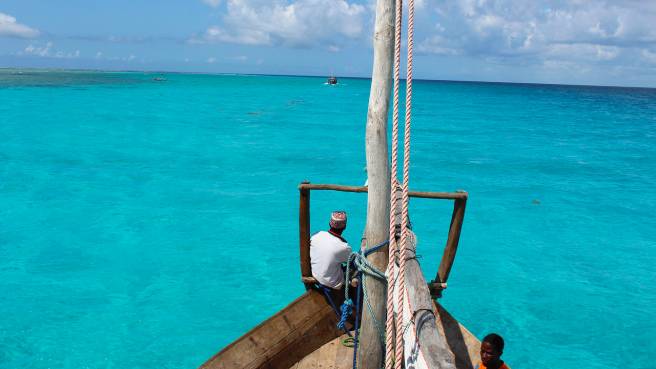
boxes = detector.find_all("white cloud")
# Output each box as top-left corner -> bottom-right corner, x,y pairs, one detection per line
197,25 -> 270,45
24,42 -> 52,57
191,0 -> 367,47
418,0 -> 656,64
594,45 -> 619,60
186,0 -> 655,81
417,35 -> 459,56
542,59 -> 591,75
106,54 -> 137,62
202,0 -> 222,7
22,42 -> 81,58
546,43 -> 620,62
207,57 -> 217,63
0,12 -> 39,38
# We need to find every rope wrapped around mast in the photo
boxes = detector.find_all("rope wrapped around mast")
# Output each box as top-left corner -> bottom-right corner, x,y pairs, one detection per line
337,239 -> 390,369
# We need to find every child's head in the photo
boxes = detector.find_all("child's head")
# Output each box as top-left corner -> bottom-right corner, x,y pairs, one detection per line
480,333 -> 504,367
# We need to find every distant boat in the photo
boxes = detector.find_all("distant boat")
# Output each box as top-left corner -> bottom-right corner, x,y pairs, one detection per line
153,76 -> 166,82
326,76 -> 337,85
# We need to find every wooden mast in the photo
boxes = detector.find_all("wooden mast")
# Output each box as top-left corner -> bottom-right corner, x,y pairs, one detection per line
359,0 -> 395,367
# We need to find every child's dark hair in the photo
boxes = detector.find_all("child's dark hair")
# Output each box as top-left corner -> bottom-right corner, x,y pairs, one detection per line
483,333 -> 504,353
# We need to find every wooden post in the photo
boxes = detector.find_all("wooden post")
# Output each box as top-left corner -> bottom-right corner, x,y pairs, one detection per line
299,181 -> 312,289
359,0 -> 395,366
297,182 -> 467,200
433,197 -> 467,293
404,242 -> 457,368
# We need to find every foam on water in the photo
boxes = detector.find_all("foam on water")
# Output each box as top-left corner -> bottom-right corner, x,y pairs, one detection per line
0,70 -> 655,369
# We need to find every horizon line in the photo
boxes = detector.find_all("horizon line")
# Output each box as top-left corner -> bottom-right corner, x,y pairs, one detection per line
1,66 -> 654,91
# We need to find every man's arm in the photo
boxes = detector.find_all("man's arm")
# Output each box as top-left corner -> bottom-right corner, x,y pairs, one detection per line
336,243 -> 352,263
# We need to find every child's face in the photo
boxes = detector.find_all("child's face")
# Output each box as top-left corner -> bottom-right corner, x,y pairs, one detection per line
480,341 -> 501,366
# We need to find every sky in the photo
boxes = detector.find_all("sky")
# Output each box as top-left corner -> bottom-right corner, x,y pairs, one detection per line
1,0 -> 656,87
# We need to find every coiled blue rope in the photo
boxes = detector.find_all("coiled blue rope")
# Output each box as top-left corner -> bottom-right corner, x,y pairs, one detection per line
337,298 -> 353,331
335,239 -> 389,369
336,239 -> 389,331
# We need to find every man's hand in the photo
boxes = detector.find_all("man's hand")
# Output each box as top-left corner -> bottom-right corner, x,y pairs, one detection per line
350,278 -> 359,287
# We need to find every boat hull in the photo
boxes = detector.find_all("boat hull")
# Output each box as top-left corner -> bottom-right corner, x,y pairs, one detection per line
200,290 -> 480,369
200,289 -> 342,369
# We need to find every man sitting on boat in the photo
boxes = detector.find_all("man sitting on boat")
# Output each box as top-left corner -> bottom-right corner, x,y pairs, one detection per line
310,211 -> 352,290
310,211 -> 361,327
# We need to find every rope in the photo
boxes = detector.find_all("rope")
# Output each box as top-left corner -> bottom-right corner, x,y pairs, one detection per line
353,252 -> 387,343
342,337 -> 355,348
338,299 -> 354,331
320,285 -> 353,339
319,243 -> 391,340
321,286 -> 342,319
384,0 -> 403,367
395,0 -> 415,360
338,240 -> 389,369
352,270 -> 363,368
385,0 -> 416,367
364,239 -> 390,257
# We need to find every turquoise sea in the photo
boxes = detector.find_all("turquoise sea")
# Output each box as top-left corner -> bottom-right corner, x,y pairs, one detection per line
0,70 -> 654,369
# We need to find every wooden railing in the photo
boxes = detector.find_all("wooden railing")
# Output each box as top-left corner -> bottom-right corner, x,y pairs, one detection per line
298,181 -> 467,298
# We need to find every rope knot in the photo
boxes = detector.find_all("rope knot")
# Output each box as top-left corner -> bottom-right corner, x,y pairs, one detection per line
337,299 -> 354,331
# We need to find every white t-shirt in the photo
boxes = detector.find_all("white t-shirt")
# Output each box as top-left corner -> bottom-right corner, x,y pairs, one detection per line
310,231 -> 352,289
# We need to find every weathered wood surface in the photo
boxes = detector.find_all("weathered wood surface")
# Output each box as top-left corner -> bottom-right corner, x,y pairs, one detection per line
403,239 -> 457,369
199,290 -> 341,369
299,184 -> 312,289
298,183 -> 468,200
198,289 -> 480,369
291,334 -> 354,369
436,198 -> 467,285
290,305 -> 480,369
360,0 -> 395,366
434,303 -> 481,369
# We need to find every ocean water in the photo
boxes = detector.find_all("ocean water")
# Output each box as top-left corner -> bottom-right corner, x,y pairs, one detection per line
0,69 -> 654,369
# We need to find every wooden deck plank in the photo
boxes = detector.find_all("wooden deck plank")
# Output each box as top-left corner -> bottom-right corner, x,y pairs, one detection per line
200,293 -> 480,369
294,334 -> 353,369
293,304 -> 481,369
334,336 -> 354,368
